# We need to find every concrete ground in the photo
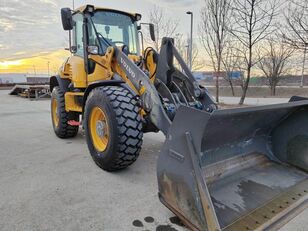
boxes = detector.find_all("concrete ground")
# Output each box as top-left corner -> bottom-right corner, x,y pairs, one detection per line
0,90 -> 307,231
219,96 -> 289,106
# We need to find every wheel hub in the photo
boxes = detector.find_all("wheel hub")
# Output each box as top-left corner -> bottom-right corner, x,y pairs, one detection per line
89,106 -> 109,152
96,120 -> 106,138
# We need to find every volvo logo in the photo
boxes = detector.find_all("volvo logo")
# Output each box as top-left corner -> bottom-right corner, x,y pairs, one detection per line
120,57 -> 136,79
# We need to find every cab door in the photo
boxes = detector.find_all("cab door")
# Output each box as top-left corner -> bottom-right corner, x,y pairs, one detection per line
65,13 -> 87,88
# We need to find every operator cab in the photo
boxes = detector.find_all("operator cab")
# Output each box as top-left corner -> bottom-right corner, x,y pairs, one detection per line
61,5 -> 142,56
87,10 -> 140,55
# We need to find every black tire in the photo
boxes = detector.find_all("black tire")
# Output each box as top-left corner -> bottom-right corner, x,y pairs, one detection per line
51,86 -> 79,138
84,86 -> 143,171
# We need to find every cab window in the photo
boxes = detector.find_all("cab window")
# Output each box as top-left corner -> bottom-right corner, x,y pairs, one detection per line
91,11 -> 139,55
72,13 -> 84,57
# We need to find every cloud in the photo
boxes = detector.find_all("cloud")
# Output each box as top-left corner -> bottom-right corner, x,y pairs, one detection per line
0,0 -> 203,61
0,18 -> 14,32
0,0 -> 67,60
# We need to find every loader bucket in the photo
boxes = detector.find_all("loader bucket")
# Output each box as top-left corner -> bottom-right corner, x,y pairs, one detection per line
157,101 -> 308,231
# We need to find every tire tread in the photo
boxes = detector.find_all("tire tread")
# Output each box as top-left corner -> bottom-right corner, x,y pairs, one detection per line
87,86 -> 143,171
51,87 -> 79,138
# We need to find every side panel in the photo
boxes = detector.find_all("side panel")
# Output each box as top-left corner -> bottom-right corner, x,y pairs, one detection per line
87,64 -> 110,83
60,56 -> 87,88
65,92 -> 84,112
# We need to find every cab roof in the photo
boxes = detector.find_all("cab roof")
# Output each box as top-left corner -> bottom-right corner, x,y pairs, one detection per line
75,5 -> 139,19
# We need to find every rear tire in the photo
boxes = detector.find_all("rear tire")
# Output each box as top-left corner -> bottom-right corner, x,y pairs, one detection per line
84,86 -> 143,171
51,86 -> 79,138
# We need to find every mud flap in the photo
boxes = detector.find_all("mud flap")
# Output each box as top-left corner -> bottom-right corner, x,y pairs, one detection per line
157,101 -> 308,231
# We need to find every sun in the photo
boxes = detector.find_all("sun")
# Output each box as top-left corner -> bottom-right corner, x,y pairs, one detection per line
0,49 -> 70,74
0,60 -> 23,69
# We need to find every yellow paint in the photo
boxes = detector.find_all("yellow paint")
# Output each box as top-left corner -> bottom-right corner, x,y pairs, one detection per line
89,106 -> 109,152
51,97 -> 59,127
140,109 -> 147,117
60,56 -> 87,88
113,61 -> 139,95
88,48 -> 114,83
75,6 -> 137,18
139,86 -> 146,95
58,58 -> 71,79
144,50 -> 157,83
128,54 -> 140,63
64,92 -> 84,112
57,47 -> 141,99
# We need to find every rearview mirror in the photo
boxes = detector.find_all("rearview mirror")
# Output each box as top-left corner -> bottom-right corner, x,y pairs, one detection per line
149,23 -> 156,42
61,8 -> 74,31
70,46 -> 77,53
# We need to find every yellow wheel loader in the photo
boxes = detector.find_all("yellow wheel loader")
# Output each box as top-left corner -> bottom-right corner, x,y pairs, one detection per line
51,5 -> 308,230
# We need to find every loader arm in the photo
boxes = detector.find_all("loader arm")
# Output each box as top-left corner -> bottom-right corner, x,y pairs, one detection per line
113,38 -> 217,135
113,47 -> 171,135
155,38 -> 216,112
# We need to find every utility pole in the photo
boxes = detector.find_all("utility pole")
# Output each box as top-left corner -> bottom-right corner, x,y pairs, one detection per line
301,43 -> 307,88
186,11 -> 193,71
72,0 -> 75,9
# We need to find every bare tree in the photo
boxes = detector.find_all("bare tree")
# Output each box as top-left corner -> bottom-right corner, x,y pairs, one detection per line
191,47 -> 205,71
284,0 -> 308,48
284,0 -> 308,87
258,39 -> 294,96
229,0 -> 277,105
148,5 -> 179,51
200,0 -> 231,103
174,34 -> 204,71
221,41 -> 243,96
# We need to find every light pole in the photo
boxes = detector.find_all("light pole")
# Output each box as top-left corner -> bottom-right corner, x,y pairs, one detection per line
186,11 -> 193,71
185,44 -> 189,64
301,43 -> 307,88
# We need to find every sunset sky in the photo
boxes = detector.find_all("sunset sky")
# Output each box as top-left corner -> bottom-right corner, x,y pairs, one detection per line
0,0 -> 202,74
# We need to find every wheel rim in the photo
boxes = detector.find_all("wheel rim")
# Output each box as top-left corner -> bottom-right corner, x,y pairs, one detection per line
89,106 -> 109,152
52,97 -> 59,127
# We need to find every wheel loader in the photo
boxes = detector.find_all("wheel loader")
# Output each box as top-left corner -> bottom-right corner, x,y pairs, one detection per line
51,5 -> 308,231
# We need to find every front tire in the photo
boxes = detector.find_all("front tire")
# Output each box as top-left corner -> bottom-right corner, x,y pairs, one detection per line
84,86 -> 143,171
51,87 -> 79,138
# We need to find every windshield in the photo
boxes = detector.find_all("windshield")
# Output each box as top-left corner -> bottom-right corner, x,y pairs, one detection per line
89,11 -> 139,55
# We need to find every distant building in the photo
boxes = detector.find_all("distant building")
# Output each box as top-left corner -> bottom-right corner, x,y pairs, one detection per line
0,73 -> 50,84
0,73 -> 27,84
193,71 -> 244,81
26,74 -> 50,84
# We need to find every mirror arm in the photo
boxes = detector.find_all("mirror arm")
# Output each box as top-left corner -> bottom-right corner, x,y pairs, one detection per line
69,30 -> 72,53
138,31 -> 145,54
140,23 -> 156,42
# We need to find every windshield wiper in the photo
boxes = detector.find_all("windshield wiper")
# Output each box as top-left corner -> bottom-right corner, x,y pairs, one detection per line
88,16 -> 111,49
